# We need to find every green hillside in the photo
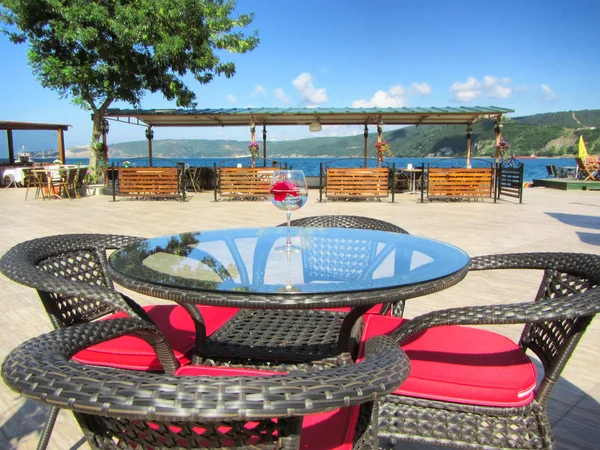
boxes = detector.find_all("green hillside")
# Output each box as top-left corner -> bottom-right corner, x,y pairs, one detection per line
104,109 -> 600,159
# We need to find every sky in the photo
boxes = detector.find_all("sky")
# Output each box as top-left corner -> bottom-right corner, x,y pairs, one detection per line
1,0 -> 599,154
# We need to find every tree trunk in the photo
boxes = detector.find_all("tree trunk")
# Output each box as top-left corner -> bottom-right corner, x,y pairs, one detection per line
90,117 -> 102,178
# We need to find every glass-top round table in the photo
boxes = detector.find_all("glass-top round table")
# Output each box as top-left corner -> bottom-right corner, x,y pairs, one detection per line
108,227 -> 470,309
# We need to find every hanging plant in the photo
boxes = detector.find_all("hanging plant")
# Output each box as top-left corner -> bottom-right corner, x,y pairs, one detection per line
374,141 -> 392,161
248,141 -> 260,158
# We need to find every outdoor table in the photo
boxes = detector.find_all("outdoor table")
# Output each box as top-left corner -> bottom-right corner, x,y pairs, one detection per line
107,227 -> 470,363
1,167 -> 26,187
397,167 -> 423,193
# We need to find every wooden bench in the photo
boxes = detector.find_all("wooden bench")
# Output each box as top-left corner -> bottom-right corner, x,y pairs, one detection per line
118,167 -> 181,200
427,167 -> 493,201
216,167 -> 277,200
324,168 -> 389,200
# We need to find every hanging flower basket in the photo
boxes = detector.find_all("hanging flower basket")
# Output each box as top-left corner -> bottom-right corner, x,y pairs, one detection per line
495,139 -> 511,157
374,141 -> 392,161
248,141 -> 260,158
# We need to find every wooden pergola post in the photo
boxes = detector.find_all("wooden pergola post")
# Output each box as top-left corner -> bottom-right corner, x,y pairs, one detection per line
57,128 -> 66,163
494,118 -> 503,164
6,129 -> 14,165
377,124 -> 383,168
262,125 -> 267,167
466,125 -> 472,168
145,126 -> 154,167
363,125 -> 368,168
250,123 -> 256,167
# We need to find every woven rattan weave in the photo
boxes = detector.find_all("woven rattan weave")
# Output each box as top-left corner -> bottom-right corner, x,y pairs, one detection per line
0,234 -> 152,450
1,318 -> 411,449
281,215 -> 409,316
377,252 -> 600,450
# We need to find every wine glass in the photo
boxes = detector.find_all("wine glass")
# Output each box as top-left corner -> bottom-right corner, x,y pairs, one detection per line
269,170 -> 308,251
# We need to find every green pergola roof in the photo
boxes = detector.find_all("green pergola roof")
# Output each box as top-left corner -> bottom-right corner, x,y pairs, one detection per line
105,106 -> 514,128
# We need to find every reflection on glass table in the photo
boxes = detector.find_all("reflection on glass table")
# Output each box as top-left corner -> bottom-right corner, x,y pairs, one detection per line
108,227 -> 469,299
108,227 -> 470,364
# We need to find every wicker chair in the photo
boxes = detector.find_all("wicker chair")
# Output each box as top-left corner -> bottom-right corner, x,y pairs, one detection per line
358,252 -> 600,449
279,215 -> 409,316
1,318 -> 411,450
0,234 -> 238,450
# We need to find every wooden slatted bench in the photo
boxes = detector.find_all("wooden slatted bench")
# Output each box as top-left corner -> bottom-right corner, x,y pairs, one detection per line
427,167 -> 493,201
325,168 -> 389,200
118,167 -> 181,200
216,167 -> 278,200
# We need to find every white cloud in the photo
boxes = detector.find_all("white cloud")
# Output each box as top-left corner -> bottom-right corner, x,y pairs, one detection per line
352,86 -> 409,108
482,76 -> 512,98
292,72 -> 328,104
541,84 -> 558,101
450,76 -> 481,102
408,82 -> 432,95
274,88 -> 291,105
226,94 -> 237,104
450,75 -> 514,102
253,85 -> 265,95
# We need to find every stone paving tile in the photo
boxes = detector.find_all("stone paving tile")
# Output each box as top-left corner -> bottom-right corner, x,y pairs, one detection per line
0,186 -> 598,449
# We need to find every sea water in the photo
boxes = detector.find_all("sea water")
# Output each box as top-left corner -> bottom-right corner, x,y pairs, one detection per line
24,156 -> 577,182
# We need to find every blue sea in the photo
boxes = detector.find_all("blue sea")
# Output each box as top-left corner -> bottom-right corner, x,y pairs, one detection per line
9,156 -> 578,182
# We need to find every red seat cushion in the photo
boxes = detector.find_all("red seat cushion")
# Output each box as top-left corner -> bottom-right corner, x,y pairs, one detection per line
174,365 -> 359,450
359,315 -> 537,407
72,305 -> 239,371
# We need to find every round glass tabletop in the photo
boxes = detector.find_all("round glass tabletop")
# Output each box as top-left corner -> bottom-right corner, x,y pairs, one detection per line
108,227 -> 469,296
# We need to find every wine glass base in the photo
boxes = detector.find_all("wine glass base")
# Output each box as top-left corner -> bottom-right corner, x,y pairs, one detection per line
274,244 -> 302,253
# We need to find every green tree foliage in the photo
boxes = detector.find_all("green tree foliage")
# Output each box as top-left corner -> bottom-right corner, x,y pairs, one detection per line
0,0 -> 259,174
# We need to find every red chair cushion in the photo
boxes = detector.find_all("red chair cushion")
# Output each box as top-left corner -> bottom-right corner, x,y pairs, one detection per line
71,305 -> 239,371
174,365 -> 359,450
359,315 -> 537,407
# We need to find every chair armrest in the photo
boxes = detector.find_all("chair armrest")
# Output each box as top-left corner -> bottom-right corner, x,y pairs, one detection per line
0,233 -> 151,322
469,252 -> 600,283
390,288 -> 600,344
2,319 -> 410,422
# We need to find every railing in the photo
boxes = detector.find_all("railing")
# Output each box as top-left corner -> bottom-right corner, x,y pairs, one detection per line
495,157 -> 524,203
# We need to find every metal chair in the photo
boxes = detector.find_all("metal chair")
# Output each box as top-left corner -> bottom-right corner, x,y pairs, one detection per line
2,318 -> 410,449
359,252 -> 600,449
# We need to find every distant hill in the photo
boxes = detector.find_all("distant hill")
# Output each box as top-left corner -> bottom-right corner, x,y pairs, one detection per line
32,108 -> 600,160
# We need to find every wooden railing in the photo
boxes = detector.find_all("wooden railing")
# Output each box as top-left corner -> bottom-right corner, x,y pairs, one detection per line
426,167 -> 493,201
323,167 -> 389,201
215,167 -> 278,201
118,167 -> 181,200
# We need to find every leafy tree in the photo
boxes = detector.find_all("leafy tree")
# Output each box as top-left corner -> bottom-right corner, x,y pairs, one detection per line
0,0 -> 259,176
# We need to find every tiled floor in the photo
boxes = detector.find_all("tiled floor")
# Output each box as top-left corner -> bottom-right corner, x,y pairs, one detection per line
0,185 -> 599,449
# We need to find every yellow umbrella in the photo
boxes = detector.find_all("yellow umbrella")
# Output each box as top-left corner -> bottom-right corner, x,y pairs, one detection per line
578,135 -> 589,161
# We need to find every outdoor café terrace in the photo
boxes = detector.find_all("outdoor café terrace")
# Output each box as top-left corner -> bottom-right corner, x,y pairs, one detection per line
0,184 -> 598,450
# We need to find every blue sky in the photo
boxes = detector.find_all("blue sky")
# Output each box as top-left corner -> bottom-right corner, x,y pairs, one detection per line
1,0 -> 599,154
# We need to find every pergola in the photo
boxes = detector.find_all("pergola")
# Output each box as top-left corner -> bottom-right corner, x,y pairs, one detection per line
103,106 -> 514,166
0,121 -> 69,164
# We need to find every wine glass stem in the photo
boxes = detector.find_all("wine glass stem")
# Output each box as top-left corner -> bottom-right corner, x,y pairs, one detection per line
286,211 -> 292,247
